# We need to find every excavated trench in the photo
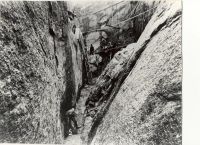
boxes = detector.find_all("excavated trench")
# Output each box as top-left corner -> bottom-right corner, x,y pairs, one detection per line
63,1 -> 158,144
0,1 -> 181,144
64,1 -> 182,144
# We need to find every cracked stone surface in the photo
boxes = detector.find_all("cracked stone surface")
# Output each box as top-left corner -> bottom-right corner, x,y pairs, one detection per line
82,0 -> 182,145
0,1 -> 84,143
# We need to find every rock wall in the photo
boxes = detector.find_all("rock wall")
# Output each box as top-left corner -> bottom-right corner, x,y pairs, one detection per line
0,1 -> 84,143
81,43 -> 138,144
82,0 -> 182,144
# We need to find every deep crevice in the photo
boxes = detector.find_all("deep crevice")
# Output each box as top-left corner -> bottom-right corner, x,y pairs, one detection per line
60,34 -> 76,139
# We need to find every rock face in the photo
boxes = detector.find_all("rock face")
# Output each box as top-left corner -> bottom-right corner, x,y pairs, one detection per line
82,0 -> 182,145
81,42 -> 138,144
0,1 -> 85,143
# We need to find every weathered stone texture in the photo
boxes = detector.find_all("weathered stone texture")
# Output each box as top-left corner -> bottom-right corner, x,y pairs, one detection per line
83,0 -> 182,145
0,1 -> 84,143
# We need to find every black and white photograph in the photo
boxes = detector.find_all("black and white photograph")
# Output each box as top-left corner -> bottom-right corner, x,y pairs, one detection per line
0,0 -> 189,144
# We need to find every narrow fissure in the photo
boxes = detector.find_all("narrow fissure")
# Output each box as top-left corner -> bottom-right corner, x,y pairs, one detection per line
64,1 -> 156,144
60,33 -> 76,139
0,1 -> 181,144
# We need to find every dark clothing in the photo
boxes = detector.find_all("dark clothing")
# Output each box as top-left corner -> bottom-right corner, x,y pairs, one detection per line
68,11 -> 76,20
101,38 -> 107,47
68,114 -> 78,134
90,45 -> 94,55
66,108 -> 78,134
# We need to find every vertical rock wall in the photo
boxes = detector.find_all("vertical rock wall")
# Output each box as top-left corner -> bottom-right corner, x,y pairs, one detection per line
82,0 -> 182,144
0,1 -> 84,143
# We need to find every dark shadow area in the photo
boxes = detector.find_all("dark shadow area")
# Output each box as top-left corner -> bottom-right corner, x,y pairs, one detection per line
60,39 -> 76,138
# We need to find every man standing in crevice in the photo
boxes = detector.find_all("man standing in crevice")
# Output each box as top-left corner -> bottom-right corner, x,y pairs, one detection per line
90,44 -> 94,55
65,107 -> 80,135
